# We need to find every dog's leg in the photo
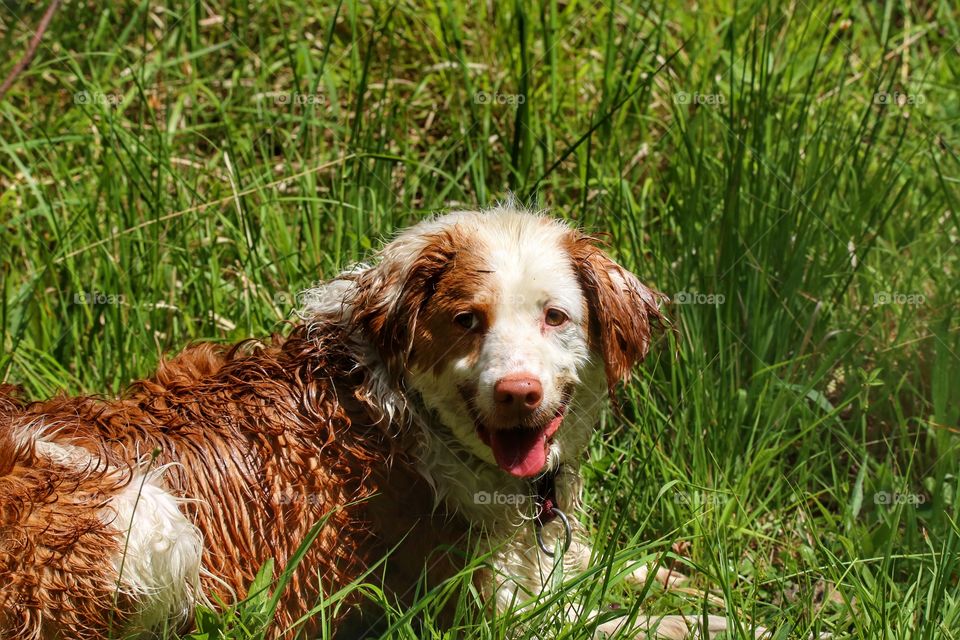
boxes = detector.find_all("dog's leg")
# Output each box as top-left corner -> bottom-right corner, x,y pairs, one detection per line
520,513 -> 768,638
590,612 -> 768,639
562,545 -> 767,638
566,546 -> 688,590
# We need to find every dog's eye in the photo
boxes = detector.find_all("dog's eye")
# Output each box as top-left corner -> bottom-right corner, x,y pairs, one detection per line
454,311 -> 480,331
544,308 -> 568,327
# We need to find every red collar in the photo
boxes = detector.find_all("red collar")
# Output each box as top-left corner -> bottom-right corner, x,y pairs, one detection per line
533,467 -> 572,557
534,469 -> 559,526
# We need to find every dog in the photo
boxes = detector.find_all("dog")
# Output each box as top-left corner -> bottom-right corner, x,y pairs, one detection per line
0,206 -> 762,639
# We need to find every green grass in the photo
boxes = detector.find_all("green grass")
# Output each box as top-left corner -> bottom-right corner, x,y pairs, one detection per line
1,0 -> 958,637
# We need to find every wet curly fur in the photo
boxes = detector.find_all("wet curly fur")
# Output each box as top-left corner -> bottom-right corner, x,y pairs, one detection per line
0,326 -> 470,639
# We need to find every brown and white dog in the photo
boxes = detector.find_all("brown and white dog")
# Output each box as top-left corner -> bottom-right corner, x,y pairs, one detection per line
0,207 -> 759,639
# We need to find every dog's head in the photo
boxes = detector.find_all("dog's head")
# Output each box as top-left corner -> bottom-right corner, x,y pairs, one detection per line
306,208 -> 663,479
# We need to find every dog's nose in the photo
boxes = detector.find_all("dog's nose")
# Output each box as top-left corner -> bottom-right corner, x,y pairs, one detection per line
493,374 -> 543,419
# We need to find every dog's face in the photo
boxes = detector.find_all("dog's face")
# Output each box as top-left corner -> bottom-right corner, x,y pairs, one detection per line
339,209 -> 662,479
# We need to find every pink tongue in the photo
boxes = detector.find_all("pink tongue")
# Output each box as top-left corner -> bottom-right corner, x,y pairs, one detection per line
489,428 -> 548,478
487,414 -> 565,478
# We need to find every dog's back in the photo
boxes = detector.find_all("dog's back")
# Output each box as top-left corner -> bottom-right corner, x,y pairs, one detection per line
0,330 -> 467,640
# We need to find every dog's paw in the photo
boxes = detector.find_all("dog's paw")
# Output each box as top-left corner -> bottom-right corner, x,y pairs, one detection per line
626,563 -> 689,590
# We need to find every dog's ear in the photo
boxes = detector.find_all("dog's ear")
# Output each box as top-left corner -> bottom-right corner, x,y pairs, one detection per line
567,233 -> 665,392
349,232 -> 455,379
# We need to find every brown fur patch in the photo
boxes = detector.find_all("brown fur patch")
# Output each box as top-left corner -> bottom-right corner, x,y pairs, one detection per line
563,232 -> 665,392
410,231 -> 497,376
348,232 -> 458,378
345,226 -> 497,379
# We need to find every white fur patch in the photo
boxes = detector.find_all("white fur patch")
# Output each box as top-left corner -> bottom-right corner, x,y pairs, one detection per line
105,469 -> 204,632
33,439 -> 95,468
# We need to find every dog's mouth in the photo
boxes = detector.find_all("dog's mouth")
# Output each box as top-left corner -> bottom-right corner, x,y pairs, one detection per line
461,384 -> 573,479
475,411 -> 565,478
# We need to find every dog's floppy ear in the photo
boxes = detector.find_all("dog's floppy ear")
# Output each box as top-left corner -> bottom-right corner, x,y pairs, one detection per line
349,232 -> 455,379
567,233 -> 665,392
